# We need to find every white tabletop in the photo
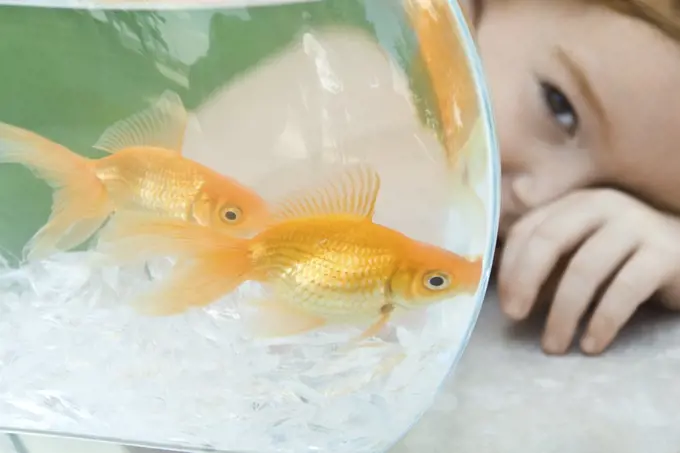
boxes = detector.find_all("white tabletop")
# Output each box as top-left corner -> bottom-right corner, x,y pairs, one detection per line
392,287 -> 680,453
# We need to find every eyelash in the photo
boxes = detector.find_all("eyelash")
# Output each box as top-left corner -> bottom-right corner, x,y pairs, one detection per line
540,81 -> 578,136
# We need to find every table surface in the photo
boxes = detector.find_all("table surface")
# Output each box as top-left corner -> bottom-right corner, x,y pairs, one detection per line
391,287 -> 680,453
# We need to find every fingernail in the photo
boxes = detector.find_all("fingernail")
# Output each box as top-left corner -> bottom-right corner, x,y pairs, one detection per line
581,335 -> 598,355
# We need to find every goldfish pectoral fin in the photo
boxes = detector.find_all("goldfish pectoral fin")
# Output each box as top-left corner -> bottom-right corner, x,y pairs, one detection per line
356,309 -> 393,342
93,90 -> 188,154
335,314 -> 392,353
94,233 -> 155,266
269,162 -> 382,222
97,210 -> 247,262
95,211 -> 177,264
130,258 -> 245,317
246,299 -> 327,338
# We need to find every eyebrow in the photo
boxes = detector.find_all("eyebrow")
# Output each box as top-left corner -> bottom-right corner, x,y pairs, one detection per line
554,47 -> 610,136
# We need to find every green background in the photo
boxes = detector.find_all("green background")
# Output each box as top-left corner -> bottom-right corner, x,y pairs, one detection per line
0,1 -> 442,264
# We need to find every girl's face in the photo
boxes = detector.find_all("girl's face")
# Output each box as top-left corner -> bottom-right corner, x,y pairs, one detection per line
475,0 -> 680,236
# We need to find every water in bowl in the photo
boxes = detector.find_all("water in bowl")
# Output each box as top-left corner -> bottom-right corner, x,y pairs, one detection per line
0,1 -> 499,452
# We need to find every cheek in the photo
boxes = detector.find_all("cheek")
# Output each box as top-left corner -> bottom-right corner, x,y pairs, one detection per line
499,146 -> 596,236
515,151 -> 596,208
245,204 -> 268,226
194,201 -> 217,226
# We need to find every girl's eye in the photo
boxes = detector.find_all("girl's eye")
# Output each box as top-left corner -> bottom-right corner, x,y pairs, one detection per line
540,81 -> 578,136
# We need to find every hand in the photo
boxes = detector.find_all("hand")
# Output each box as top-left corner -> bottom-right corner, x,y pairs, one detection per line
498,188 -> 680,355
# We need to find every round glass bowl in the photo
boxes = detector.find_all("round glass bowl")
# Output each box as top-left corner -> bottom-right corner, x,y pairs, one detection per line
0,1 -> 499,452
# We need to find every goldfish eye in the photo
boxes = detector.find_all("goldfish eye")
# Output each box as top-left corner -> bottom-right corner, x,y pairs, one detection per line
220,206 -> 243,224
423,272 -> 451,291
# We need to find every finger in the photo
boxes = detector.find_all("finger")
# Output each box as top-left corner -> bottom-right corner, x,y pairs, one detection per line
541,224 -> 638,354
580,248 -> 670,355
498,205 -> 559,316
499,199 -> 607,320
503,195 -> 580,284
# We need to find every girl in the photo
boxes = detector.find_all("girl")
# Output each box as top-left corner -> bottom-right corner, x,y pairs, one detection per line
465,0 -> 680,355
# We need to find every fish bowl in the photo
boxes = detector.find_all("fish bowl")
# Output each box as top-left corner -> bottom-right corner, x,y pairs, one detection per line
0,1 -> 499,452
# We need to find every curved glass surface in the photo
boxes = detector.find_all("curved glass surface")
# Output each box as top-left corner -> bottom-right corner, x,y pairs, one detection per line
0,1 -> 499,452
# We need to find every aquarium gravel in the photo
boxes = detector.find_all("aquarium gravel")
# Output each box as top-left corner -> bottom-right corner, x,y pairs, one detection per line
0,251 -> 477,453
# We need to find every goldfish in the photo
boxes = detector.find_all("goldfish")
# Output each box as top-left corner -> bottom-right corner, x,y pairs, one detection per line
405,0 -> 480,172
0,90 -> 270,261
100,164 -> 483,339
407,0 -> 491,250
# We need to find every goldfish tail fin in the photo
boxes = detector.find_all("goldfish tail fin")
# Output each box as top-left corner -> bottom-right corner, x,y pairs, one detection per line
25,186 -> 112,261
97,212 -> 252,316
0,122 -> 112,260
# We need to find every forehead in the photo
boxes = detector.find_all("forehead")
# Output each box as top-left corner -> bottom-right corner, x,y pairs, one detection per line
482,0 -> 680,154
561,2 -> 680,115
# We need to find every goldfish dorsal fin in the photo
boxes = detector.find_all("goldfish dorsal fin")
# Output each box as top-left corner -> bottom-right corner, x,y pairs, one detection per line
93,90 -> 188,154
272,163 -> 381,221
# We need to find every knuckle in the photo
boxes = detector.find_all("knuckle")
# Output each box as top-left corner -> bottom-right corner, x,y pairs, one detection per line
606,280 -> 649,316
565,254 -> 601,283
531,222 -> 563,249
506,219 -> 532,243
623,207 -> 653,228
553,281 -> 591,321
597,187 -> 623,200
609,277 -> 639,300
590,310 -> 620,338
593,187 -> 627,205
636,245 -> 673,276
590,188 -> 642,216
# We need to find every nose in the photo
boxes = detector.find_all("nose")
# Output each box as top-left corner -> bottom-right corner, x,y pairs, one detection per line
498,135 -> 534,232
499,175 -> 526,236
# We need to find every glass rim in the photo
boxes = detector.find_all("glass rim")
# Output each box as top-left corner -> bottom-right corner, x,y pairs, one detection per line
0,0 -> 321,10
